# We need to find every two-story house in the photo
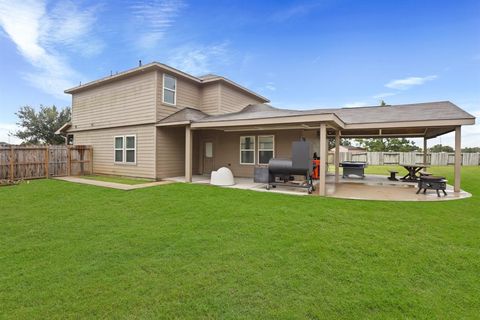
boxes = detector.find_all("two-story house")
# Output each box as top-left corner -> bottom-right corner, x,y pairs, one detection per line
60,62 -> 271,180
59,62 -> 474,195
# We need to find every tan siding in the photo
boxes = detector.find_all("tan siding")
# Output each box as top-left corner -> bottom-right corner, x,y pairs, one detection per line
157,72 -> 202,121
156,127 -> 186,178
71,72 -> 156,130
219,83 -> 267,114
200,83 -> 220,114
74,125 -> 156,178
196,129 -> 311,177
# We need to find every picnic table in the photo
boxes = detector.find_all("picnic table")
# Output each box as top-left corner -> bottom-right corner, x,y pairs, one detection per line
400,163 -> 429,181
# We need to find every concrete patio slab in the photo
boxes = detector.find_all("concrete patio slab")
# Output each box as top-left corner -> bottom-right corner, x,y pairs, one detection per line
165,173 -> 471,201
164,175 -> 312,196
54,176 -> 173,190
324,174 -> 471,201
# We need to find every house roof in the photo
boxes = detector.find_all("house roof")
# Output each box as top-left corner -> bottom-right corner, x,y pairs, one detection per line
156,107 -> 209,126
55,122 -> 71,134
193,101 -> 474,125
64,62 -> 269,103
156,101 -> 475,139
340,146 -> 366,151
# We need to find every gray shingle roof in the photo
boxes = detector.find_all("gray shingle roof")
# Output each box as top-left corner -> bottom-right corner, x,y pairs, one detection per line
158,107 -> 209,124
193,101 -> 475,124
333,101 -> 475,124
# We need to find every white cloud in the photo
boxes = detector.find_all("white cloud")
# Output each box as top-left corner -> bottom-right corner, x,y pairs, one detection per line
342,101 -> 368,108
265,82 -> 276,91
385,75 -> 437,90
129,0 -> 185,49
372,92 -> 396,99
41,1 -> 104,57
271,2 -> 324,22
167,42 -> 230,76
0,123 -> 21,144
0,0 -> 102,99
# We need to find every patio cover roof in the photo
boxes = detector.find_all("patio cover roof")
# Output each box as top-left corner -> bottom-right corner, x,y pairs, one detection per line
157,101 -> 475,139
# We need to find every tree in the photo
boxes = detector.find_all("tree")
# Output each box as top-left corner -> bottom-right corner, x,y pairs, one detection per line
429,144 -> 454,153
14,105 -> 71,145
380,100 -> 388,107
355,138 -> 420,152
328,138 -> 352,150
462,147 -> 480,153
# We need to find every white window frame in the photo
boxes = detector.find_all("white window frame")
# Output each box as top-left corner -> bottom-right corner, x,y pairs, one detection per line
258,135 -> 275,165
162,74 -> 177,106
114,135 -> 136,165
240,136 -> 255,165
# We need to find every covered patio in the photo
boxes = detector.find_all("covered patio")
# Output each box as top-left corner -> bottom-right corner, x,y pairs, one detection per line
157,101 -> 475,200
165,172 -> 471,201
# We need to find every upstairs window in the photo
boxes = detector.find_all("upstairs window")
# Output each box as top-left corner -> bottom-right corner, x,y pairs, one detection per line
114,135 -> 136,164
258,135 -> 274,164
240,136 -> 255,165
163,74 -> 176,105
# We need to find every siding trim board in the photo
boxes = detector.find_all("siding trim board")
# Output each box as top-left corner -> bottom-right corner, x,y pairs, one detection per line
68,122 -> 156,133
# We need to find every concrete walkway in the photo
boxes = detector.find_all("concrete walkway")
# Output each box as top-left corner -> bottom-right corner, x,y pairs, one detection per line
54,176 -> 173,190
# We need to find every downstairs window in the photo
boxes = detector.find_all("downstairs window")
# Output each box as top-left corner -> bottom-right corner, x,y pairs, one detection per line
114,135 -> 136,164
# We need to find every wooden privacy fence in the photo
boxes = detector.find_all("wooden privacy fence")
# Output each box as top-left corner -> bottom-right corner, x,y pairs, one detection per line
0,145 -> 93,181
328,152 -> 480,166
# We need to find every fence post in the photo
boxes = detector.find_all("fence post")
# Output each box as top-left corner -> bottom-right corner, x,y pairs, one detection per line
9,146 -> 14,181
67,146 -> 71,176
45,146 -> 49,178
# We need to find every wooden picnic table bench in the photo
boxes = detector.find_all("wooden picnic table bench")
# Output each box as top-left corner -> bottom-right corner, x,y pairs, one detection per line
388,170 -> 399,181
400,163 -> 429,181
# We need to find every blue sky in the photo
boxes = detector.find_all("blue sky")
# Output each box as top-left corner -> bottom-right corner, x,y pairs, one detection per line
0,0 -> 479,146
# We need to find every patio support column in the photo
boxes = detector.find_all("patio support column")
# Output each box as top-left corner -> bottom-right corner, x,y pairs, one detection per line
185,125 -> 193,183
454,126 -> 461,192
423,137 -> 428,171
319,123 -> 327,196
334,130 -> 340,183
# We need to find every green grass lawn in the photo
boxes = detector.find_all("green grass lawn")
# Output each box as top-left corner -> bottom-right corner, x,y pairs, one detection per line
81,174 -> 154,185
1,166 -> 479,319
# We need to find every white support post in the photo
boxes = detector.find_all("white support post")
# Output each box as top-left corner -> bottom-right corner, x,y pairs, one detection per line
454,126 -> 461,192
319,123 -> 327,196
185,125 -> 193,183
335,130 -> 340,183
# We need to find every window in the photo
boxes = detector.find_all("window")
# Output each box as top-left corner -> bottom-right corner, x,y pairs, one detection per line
240,136 -> 255,165
114,135 -> 136,164
125,136 -> 136,163
205,142 -> 213,158
258,135 -> 274,164
163,74 -> 176,105
115,137 -> 123,162
67,134 -> 74,145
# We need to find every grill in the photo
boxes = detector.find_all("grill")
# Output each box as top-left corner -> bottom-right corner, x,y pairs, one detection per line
416,176 -> 448,197
340,161 -> 367,179
266,141 -> 314,194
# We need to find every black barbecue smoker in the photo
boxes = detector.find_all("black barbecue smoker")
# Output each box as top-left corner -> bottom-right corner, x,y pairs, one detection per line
265,140 -> 315,194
